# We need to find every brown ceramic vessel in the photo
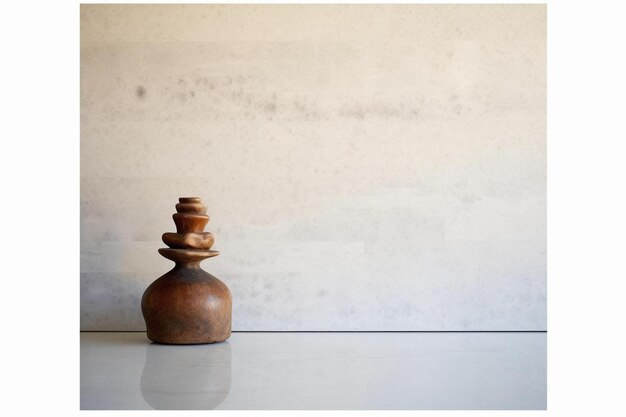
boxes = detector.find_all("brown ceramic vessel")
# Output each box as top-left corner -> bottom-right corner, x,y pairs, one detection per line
141,197 -> 231,344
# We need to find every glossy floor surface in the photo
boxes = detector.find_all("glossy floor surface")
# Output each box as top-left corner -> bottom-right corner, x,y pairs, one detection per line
80,332 -> 546,410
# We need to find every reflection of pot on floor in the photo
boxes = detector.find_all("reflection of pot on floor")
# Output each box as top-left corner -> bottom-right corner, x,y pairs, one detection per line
140,342 -> 231,409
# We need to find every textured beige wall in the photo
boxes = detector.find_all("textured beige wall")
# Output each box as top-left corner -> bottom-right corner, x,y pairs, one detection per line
80,4 -> 546,330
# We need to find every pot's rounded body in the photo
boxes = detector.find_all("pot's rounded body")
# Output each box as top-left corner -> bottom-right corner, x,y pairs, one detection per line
142,265 -> 232,344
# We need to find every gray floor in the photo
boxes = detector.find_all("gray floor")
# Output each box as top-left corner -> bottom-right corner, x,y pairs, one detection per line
80,331 -> 546,410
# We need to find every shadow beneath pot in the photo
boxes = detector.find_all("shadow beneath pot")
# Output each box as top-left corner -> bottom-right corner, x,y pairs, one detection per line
140,341 -> 231,409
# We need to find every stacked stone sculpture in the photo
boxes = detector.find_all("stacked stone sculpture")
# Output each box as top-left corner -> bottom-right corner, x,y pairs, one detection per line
141,197 -> 231,344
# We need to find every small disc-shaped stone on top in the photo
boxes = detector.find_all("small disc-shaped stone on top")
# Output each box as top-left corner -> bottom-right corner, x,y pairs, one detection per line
176,197 -> 207,214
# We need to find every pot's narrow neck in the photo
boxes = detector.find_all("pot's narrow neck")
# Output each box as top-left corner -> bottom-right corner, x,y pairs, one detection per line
173,261 -> 203,270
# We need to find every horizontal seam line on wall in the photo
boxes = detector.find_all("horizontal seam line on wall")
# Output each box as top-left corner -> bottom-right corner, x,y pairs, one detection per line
80,330 -> 548,333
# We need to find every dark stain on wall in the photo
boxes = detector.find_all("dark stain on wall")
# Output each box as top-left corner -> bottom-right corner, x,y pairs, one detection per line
263,102 -> 277,113
161,75 -> 433,121
135,85 -> 147,98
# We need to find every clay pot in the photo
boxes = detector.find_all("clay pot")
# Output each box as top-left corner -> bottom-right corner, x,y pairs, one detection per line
141,197 -> 231,344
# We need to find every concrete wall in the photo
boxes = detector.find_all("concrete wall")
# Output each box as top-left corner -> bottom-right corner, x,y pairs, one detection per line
80,4 -> 546,330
